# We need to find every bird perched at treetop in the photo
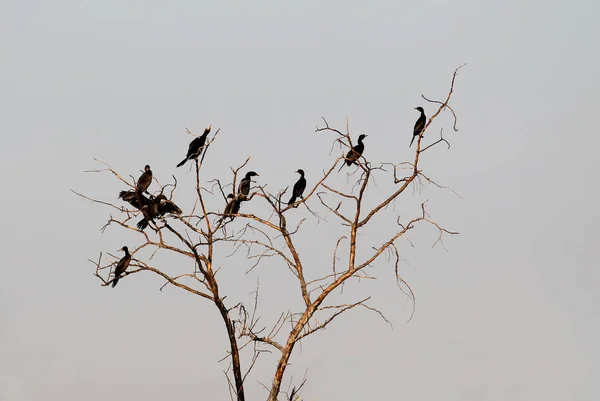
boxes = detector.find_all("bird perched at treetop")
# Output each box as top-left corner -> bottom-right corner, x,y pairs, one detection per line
136,165 -> 153,194
177,125 -> 211,168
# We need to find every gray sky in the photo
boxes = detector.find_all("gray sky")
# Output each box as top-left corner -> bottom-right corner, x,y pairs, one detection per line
1,1 -> 599,400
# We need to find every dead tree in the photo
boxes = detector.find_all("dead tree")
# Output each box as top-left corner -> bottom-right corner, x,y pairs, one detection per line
73,65 -> 465,401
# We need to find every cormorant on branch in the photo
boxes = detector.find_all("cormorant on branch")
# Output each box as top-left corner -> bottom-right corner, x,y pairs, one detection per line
112,246 -> 131,288
238,171 -> 259,200
135,194 -> 182,230
410,107 -> 426,147
224,193 -> 242,216
136,197 -> 160,230
156,194 -> 182,216
288,169 -> 306,206
136,165 -> 153,193
217,194 -> 242,224
118,190 -> 148,210
176,125 -> 211,168
345,134 -> 367,166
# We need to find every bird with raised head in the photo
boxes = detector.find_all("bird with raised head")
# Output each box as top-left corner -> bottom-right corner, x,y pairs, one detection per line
136,165 -> 153,193
345,134 -> 367,166
177,125 -> 211,168
112,246 -> 131,288
238,171 -> 259,200
288,169 -> 306,206
410,107 -> 426,147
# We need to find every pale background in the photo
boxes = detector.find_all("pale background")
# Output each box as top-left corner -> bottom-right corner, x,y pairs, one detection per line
1,1 -> 599,400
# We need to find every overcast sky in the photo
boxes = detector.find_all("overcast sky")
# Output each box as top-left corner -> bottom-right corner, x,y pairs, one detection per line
1,1 -> 599,400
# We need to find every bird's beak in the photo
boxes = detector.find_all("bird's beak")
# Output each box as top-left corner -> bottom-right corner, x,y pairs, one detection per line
207,124 -> 212,130
414,107 -> 419,110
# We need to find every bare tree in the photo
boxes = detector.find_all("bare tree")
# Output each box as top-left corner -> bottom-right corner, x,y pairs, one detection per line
74,65 -> 465,401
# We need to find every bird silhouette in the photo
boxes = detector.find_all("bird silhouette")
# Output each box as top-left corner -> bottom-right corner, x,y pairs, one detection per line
218,193 -> 242,224
136,165 -> 153,193
112,246 -> 131,288
118,189 -> 148,209
288,169 -> 306,206
135,194 -> 182,230
345,134 -> 367,166
177,125 -> 211,168
238,171 -> 259,200
410,107 -> 426,147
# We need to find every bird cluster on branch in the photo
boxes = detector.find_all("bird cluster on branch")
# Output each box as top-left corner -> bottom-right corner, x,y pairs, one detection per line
107,106 -> 430,287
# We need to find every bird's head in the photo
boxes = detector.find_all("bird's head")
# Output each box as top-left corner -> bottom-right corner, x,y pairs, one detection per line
415,107 -> 424,113
358,134 -> 367,141
227,193 -> 234,199
246,171 -> 259,178
144,165 -> 151,171
205,124 -> 212,134
120,246 -> 129,252
296,169 -> 304,175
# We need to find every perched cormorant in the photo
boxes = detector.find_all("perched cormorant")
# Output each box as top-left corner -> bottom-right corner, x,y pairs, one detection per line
345,134 -> 367,166
135,194 -> 182,230
288,169 -> 306,206
136,165 -> 153,193
156,194 -> 182,216
136,196 -> 160,230
118,189 -> 148,210
224,193 -> 242,215
410,107 -> 426,147
112,246 -> 131,288
218,193 -> 242,224
238,171 -> 259,200
176,125 -> 211,168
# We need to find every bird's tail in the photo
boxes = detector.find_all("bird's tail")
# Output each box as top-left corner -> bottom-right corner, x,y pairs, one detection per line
409,135 -> 416,148
176,158 -> 188,168
288,195 -> 296,205
112,276 -> 119,288
137,218 -> 149,230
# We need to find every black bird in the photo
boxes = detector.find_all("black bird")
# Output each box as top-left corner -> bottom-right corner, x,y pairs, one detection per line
112,246 -> 131,288
177,125 -> 211,168
136,196 -> 160,230
238,171 -> 259,200
156,194 -> 182,216
136,194 -> 182,230
288,169 -> 306,206
118,189 -> 148,210
345,134 -> 367,166
224,193 -> 242,216
136,165 -> 153,193
218,194 -> 242,224
410,107 -> 426,147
